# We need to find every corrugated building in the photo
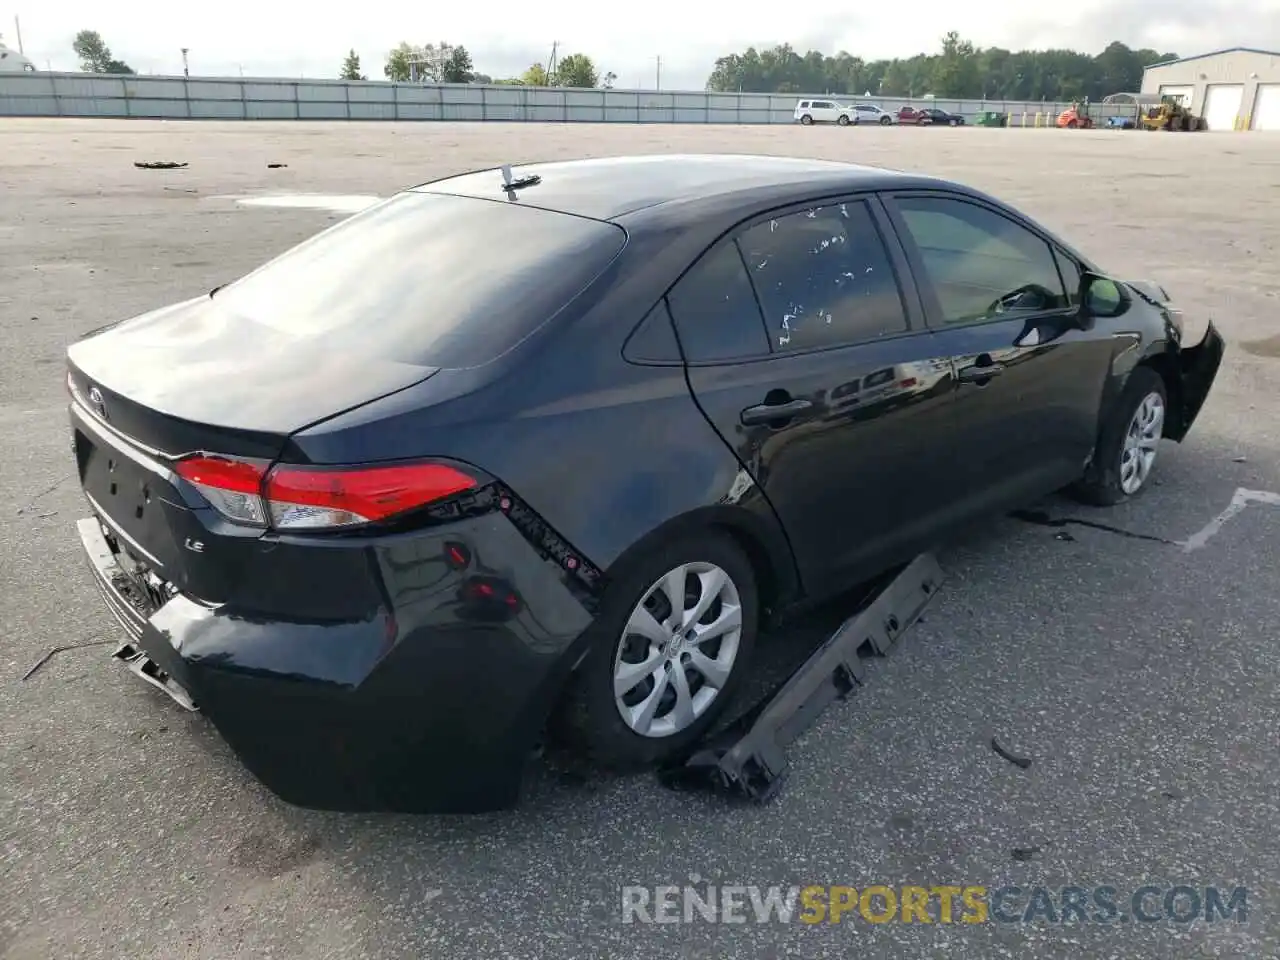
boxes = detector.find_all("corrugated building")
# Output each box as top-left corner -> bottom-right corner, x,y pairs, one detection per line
1141,47 -> 1280,130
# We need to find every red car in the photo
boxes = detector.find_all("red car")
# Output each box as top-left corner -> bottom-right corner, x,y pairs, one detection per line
897,106 -> 966,126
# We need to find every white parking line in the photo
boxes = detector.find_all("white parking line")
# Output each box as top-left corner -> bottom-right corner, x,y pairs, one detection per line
209,194 -> 382,213
1181,488 -> 1280,552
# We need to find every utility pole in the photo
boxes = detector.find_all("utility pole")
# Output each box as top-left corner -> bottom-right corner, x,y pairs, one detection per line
655,55 -> 661,90
545,40 -> 558,85
180,47 -> 189,77
13,15 -> 24,54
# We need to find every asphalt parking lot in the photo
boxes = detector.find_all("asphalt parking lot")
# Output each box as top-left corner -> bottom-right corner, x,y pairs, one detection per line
2,118 -> 1279,959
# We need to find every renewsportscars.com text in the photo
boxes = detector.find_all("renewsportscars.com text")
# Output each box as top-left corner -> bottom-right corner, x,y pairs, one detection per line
620,884 -> 1249,925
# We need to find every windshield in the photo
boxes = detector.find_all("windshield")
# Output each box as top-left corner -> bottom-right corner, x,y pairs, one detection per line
213,191 -> 626,369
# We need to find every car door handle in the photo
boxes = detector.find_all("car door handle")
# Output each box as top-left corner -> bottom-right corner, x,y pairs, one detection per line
740,398 -> 814,426
957,362 -> 1005,383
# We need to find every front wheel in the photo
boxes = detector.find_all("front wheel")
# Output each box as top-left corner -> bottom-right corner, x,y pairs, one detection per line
880,115 -> 892,125
837,114 -> 850,126
1070,367 -> 1168,506
552,532 -> 758,770
800,114 -> 813,125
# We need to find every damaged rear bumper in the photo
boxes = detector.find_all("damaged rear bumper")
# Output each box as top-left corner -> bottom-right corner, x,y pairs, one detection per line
76,513 -> 592,814
1169,319 -> 1225,442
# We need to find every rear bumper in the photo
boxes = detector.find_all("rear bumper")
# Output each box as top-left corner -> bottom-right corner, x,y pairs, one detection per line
76,508 -> 596,814
1169,319 -> 1226,442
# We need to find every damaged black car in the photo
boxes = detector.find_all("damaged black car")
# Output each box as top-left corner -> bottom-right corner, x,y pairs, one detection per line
66,154 -> 1225,813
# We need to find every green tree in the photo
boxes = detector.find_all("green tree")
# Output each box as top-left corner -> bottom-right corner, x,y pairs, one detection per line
72,30 -> 134,74
931,32 -> 980,97
384,42 -> 415,81
441,45 -> 475,83
520,63 -> 550,86
703,37 -> 1180,101
556,53 -> 598,88
340,49 -> 366,81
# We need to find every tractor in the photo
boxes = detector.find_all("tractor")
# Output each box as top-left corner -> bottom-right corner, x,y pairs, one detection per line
1138,97 -> 1206,131
1056,100 -> 1095,129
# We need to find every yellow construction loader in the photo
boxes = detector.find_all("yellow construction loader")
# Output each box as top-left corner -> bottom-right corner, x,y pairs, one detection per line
1139,97 -> 1206,131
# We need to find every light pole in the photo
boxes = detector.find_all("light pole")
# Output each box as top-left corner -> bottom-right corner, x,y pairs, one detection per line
180,47 -> 189,78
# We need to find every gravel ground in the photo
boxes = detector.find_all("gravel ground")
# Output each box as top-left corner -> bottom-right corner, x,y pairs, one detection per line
2,119 -> 1278,960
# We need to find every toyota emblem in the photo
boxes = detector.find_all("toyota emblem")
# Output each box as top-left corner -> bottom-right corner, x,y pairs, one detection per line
87,386 -> 107,419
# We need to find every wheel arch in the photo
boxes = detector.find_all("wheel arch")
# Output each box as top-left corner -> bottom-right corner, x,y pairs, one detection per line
600,504 -> 802,627
1135,349 -> 1186,441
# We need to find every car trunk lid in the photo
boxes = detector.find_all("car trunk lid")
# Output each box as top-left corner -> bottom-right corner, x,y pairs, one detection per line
66,296 -> 439,603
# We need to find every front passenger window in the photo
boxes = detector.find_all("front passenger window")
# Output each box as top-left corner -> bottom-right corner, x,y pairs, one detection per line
895,197 -> 1069,326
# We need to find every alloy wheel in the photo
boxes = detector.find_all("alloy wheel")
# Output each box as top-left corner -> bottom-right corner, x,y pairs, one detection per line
1120,391 -> 1164,494
612,561 -> 743,738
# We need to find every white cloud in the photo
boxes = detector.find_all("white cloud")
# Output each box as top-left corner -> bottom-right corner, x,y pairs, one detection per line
6,0 -> 1280,89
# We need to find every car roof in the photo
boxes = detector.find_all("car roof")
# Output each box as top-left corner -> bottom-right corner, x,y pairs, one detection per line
412,153 -> 924,222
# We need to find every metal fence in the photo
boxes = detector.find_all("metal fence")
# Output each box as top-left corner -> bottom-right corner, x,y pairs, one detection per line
0,71 -> 1138,124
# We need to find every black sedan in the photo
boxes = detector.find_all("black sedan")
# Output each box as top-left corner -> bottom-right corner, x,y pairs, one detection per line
66,154 -> 1225,813
921,107 -> 966,125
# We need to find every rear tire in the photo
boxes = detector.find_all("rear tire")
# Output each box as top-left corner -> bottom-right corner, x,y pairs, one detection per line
1070,367 -> 1168,507
552,531 -> 759,771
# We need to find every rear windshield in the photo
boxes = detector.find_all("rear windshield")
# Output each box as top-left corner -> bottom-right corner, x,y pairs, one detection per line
213,191 -> 626,368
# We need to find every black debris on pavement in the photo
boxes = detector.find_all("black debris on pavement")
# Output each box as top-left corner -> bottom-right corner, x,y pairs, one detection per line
991,736 -> 1034,769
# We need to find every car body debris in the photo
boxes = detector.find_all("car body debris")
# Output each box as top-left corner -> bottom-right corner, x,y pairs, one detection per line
134,161 -> 188,170
21,639 -> 113,681
660,554 -> 945,803
1010,509 -> 1177,545
991,736 -> 1034,769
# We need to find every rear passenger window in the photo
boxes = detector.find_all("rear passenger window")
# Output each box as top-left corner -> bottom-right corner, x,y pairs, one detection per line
623,301 -> 682,364
737,201 -> 909,352
666,242 -> 770,363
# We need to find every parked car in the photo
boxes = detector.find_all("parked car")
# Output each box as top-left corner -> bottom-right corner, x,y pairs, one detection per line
793,99 -> 858,125
850,102 -> 896,125
67,155 -> 1225,813
899,106 -> 966,126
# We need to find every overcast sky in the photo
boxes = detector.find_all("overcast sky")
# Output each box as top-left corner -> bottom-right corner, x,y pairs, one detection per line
5,2 -> 1279,88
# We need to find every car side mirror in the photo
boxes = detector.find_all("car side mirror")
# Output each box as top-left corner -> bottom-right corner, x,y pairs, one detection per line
1078,272 -> 1130,322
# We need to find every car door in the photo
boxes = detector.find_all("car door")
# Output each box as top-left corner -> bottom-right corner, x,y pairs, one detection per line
666,196 -> 959,597
880,191 -> 1117,517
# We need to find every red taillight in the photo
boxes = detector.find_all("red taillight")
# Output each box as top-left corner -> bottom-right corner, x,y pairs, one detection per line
175,456 -> 270,526
174,456 -> 477,531
265,462 -> 476,530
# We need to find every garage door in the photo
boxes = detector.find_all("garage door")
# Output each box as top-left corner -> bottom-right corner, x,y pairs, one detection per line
1252,84 -> 1280,130
1204,84 -> 1244,130
1158,85 -> 1193,106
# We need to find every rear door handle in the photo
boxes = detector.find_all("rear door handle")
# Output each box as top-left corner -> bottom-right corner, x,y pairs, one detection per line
740,398 -> 814,426
957,362 -> 1004,384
